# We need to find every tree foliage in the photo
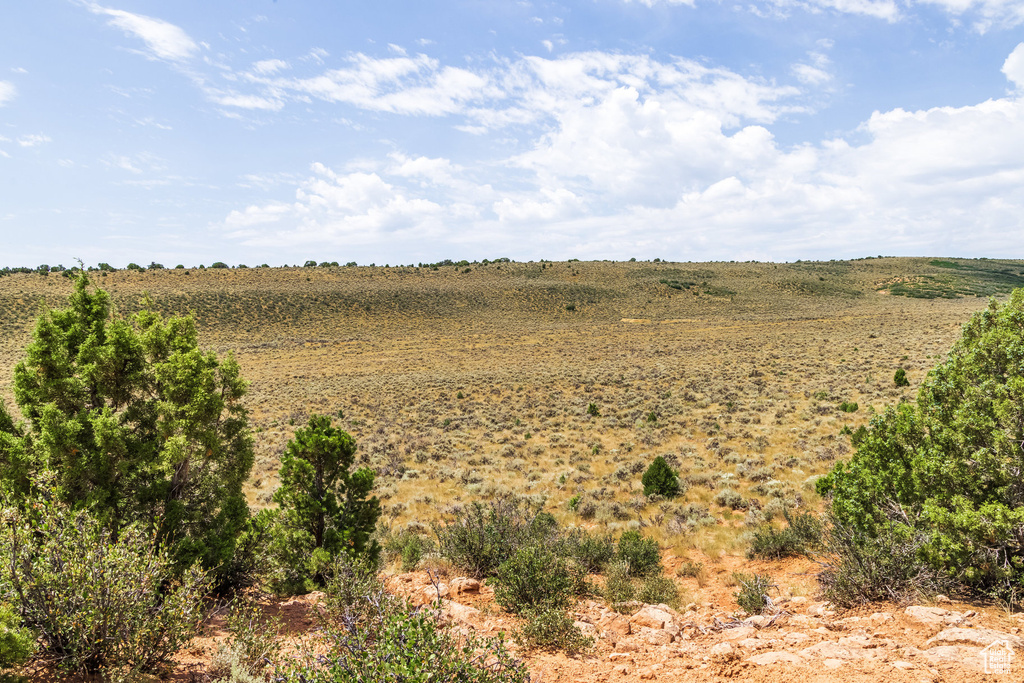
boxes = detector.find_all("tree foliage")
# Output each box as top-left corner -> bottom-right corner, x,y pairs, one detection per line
819,291 -> 1024,601
0,274 -> 254,579
269,414 -> 381,590
641,456 -> 680,497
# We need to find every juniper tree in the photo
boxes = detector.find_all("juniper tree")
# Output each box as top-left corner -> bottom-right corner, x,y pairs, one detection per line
0,273 -> 253,581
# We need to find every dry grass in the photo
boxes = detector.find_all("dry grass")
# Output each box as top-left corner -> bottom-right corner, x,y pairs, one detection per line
0,257 -> 1013,552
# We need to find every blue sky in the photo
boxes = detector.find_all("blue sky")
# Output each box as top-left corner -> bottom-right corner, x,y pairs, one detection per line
2,0 -> 1024,267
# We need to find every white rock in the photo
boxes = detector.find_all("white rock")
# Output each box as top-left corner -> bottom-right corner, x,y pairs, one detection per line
709,642 -> 734,656
925,627 -> 1024,650
748,651 -> 806,665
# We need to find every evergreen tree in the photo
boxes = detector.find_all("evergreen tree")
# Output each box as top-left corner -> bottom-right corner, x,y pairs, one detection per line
269,415 -> 380,590
641,456 -> 680,497
0,273 -> 253,580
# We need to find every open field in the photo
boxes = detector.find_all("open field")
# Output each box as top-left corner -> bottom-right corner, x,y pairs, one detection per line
1,257 -> 1019,559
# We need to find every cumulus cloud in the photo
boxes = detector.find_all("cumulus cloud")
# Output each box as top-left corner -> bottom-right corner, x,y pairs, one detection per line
17,134 -> 51,147
0,81 -> 15,106
220,44 -> 1024,261
86,3 -> 198,61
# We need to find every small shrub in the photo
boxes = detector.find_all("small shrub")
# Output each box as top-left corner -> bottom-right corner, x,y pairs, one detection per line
434,497 -> 546,578
492,546 -> 588,614
0,496 -> 209,677
0,602 -> 35,670
894,368 -> 909,387
616,530 -> 661,577
733,573 -> 774,615
514,608 -> 593,654
839,401 -> 859,413
747,510 -> 824,560
676,561 -> 705,579
210,598 -> 281,680
641,456 -> 680,498
637,574 -> 680,609
714,488 -> 747,510
557,529 -> 615,573
817,516 -> 955,607
602,561 -> 637,610
587,403 -> 600,417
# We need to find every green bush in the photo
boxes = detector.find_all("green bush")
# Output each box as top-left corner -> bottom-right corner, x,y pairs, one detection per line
602,560 -> 637,611
434,497 -> 548,578
839,401 -> 859,413
637,574 -> 680,608
0,494 -> 208,677
492,546 -> 588,614
616,530 -> 662,577
747,510 -> 824,560
817,514 -> 955,607
586,403 -> 600,417
714,488 -> 747,510
268,415 -> 380,592
514,608 -> 593,654
210,598 -> 281,680
0,602 -> 35,670
733,573 -> 774,615
894,368 -> 909,387
819,291 -> 1024,604
641,456 -> 681,497
557,529 -> 616,573
275,584 -> 529,683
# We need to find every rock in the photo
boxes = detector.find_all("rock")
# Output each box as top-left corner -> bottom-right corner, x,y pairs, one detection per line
638,664 -> 662,679
738,638 -> 767,650
870,612 -> 894,626
904,606 -> 957,627
800,641 -> 870,661
450,577 -> 481,594
934,594 -> 951,604
748,651 -> 806,665
631,606 -> 676,631
599,613 -> 632,638
613,664 -> 630,675
444,601 -> 481,626
806,602 -> 834,617
574,621 -> 598,638
838,635 -> 874,649
822,658 -> 844,669
745,615 -> 769,628
709,642 -> 734,656
639,626 -> 673,646
788,615 -> 818,628
789,596 -> 808,606
892,661 -> 917,670
720,626 -> 757,642
609,652 -> 633,662
925,627 -> 1024,650
783,632 -> 810,645
613,640 -> 640,653
920,645 -> 969,665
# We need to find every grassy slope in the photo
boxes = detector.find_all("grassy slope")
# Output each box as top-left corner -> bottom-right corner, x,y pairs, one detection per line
0,257 -> 1015,556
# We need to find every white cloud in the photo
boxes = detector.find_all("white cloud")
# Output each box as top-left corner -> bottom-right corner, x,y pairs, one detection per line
220,44 -> 1024,261
17,134 -> 51,147
86,3 -> 198,61
252,59 -> 289,75
916,0 -> 1024,30
0,81 -> 15,106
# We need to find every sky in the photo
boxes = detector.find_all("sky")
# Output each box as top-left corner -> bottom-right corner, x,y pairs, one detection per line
2,1 -> 1024,267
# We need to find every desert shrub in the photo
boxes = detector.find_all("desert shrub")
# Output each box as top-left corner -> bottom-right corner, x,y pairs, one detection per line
0,495 -> 208,677
492,546 -> 588,614
317,552 -> 385,630
275,588 -> 529,683
210,598 -> 281,680
267,415 -> 380,593
733,573 -> 774,615
0,602 -> 35,670
641,456 -> 681,497
434,497 -> 547,578
557,529 -> 616,573
714,488 -> 747,510
817,515 -> 956,607
587,403 -> 600,417
676,561 -> 705,579
894,368 -> 909,387
602,560 -> 637,610
818,291 -> 1024,604
514,608 -> 594,654
747,510 -> 824,560
616,530 -> 661,577
839,401 -> 859,413
637,574 -> 680,608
